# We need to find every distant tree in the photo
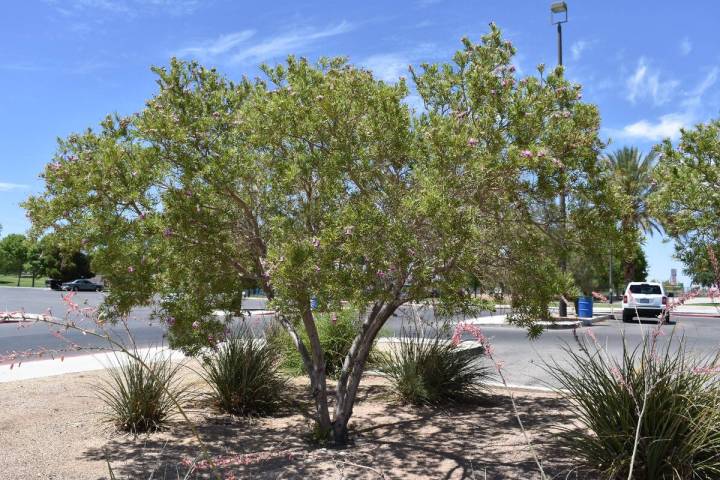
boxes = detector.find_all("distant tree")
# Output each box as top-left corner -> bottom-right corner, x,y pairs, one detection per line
24,241 -> 44,287
673,237 -> 717,287
0,234 -> 29,286
605,146 -> 660,283
570,234 -> 647,296
650,120 -> 720,286
36,238 -> 93,282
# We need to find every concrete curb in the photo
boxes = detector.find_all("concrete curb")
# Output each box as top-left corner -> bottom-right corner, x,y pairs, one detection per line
456,319 -> 588,329
376,337 -> 485,355
674,312 -> 720,318
0,312 -> 52,324
0,286 -> 51,291
486,381 -> 559,394
542,321 -> 581,329
581,314 -> 612,326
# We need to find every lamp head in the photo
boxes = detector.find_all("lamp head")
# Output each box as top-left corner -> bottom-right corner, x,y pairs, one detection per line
551,1 -> 568,24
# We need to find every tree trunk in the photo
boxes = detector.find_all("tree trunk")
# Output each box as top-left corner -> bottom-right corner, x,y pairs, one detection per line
558,171 -> 568,318
301,307 -> 332,437
17,270 -> 21,287
31,274 -> 35,287
256,267 -> 332,437
623,259 -> 635,283
332,302 -> 396,444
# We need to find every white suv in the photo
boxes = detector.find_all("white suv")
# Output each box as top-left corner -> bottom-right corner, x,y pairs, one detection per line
622,281 -> 669,323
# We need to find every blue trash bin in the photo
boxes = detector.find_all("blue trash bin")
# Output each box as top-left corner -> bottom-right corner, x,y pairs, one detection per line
577,296 -> 593,318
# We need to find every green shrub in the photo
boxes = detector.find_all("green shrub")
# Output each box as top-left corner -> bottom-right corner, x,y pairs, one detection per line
97,351 -> 190,433
376,327 -> 491,405
267,309 -> 360,378
547,330 -> 720,479
201,327 -> 286,416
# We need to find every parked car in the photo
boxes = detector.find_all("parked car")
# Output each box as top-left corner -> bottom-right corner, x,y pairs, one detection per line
45,279 -> 63,290
622,281 -> 669,323
61,279 -> 104,292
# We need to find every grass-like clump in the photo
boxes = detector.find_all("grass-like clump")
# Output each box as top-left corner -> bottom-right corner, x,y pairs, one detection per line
376,326 -> 491,406
548,329 -> 720,479
201,326 -> 286,416
97,351 -> 190,433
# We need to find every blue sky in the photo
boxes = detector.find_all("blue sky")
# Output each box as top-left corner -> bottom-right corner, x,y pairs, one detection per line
2,0 -> 719,287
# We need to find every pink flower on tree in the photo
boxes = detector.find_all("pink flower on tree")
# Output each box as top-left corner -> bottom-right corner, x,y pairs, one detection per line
192,320 -> 200,329
127,266 -> 135,273
467,137 -> 479,147
520,150 -> 533,158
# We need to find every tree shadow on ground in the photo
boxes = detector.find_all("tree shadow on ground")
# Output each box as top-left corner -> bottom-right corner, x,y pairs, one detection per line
83,378 -> 588,479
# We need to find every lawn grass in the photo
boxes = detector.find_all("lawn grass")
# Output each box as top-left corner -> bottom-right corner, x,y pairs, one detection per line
0,274 -> 48,288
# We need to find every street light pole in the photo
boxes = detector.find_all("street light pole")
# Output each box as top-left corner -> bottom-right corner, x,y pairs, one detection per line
551,2 -> 569,317
609,242 -> 614,318
557,21 -> 563,66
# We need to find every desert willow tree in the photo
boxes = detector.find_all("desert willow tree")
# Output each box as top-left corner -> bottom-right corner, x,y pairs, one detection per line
25,25 -> 603,443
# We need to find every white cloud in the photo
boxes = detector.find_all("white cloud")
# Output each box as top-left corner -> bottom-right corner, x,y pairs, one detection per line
680,37 -> 692,56
612,113 -> 693,142
177,22 -> 354,66
0,182 -> 28,192
358,43 -> 444,83
683,66 -> 719,108
230,22 -> 354,64
626,57 -> 679,106
361,54 -> 410,82
176,31 -> 256,59
571,40 -> 588,61
44,0 -> 202,16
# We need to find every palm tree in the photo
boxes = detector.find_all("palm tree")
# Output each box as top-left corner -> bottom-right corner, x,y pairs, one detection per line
605,147 -> 661,283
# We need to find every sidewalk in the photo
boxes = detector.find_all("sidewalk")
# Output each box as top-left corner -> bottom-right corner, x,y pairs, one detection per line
0,346 -> 184,383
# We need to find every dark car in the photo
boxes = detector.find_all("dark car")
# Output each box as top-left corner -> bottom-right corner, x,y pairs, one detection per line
45,279 -> 63,290
61,279 -> 104,292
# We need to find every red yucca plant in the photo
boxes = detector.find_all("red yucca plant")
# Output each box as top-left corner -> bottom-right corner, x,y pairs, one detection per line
546,328 -> 720,479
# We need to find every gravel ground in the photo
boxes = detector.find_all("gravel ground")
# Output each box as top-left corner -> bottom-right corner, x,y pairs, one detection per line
0,366 -> 581,479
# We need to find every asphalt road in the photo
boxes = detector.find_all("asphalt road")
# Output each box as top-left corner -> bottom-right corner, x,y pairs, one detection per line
1,287 -> 718,388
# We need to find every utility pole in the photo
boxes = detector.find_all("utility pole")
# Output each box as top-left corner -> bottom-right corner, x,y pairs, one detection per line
551,2 -> 569,317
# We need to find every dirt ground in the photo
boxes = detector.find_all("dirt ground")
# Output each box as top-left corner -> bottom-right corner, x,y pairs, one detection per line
0,368 -> 582,479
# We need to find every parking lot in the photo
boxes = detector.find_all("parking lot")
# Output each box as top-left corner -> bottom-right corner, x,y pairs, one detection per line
1,286 -> 718,388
